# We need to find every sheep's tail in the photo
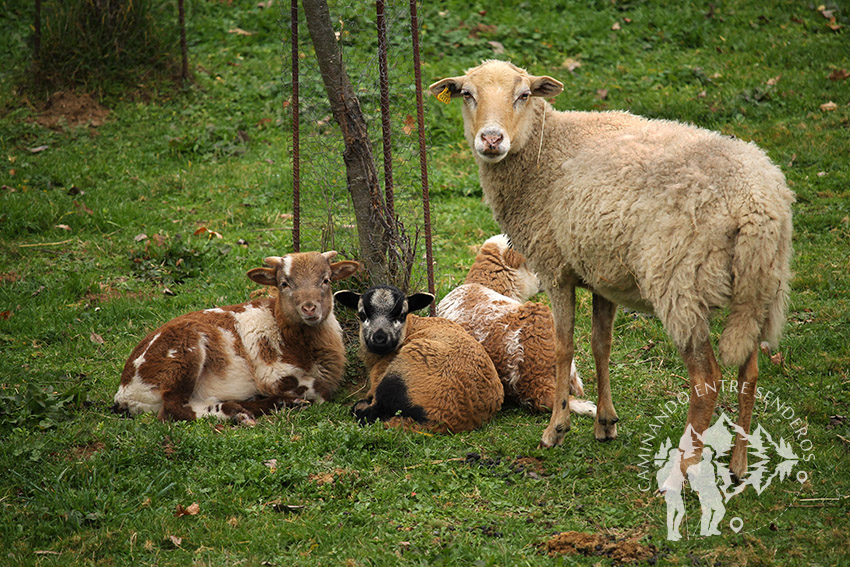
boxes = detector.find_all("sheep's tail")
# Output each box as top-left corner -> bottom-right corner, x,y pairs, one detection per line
718,210 -> 792,367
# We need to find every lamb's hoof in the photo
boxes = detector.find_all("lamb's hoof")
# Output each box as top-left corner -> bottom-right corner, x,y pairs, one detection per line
234,412 -> 256,427
594,418 -> 618,441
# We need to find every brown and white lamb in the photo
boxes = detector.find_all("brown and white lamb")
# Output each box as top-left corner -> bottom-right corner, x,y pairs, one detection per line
437,234 -> 596,417
113,251 -> 359,424
336,285 -> 504,433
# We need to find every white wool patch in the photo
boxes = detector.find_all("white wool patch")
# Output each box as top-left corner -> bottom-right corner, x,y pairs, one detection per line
483,233 -> 511,252
281,255 -> 292,277
204,308 -> 226,314
166,349 -> 177,359
193,329 -> 258,402
131,332 -> 161,372
570,360 -> 585,396
569,398 -> 597,417
502,327 -> 524,387
113,379 -> 161,415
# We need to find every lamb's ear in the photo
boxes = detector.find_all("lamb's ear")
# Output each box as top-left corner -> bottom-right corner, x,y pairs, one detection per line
248,267 -> 277,287
330,261 -> 361,282
322,250 -> 339,261
407,293 -> 435,313
529,75 -> 563,98
429,77 -> 464,100
334,290 -> 361,310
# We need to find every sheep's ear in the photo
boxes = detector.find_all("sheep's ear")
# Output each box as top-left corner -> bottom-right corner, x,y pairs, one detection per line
330,261 -> 360,281
429,77 -> 464,100
248,267 -> 277,287
263,256 -> 283,268
322,250 -> 339,261
334,290 -> 361,310
407,293 -> 435,313
529,75 -> 563,98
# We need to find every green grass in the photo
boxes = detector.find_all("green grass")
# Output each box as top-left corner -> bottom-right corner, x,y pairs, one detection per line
1,0 -> 849,565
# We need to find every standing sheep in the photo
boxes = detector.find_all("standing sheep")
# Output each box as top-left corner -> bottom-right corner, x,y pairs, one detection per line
336,285 -> 504,433
437,234 -> 596,416
429,60 -> 794,478
114,251 -> 360,424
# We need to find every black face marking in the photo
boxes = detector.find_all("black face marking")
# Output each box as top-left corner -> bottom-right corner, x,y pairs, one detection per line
353,373 -> 427,425
561,400 -> 567,410
359,285 -> 409,355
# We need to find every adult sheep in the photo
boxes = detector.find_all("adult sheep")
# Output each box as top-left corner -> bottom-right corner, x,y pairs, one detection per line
429,60 -> 794,479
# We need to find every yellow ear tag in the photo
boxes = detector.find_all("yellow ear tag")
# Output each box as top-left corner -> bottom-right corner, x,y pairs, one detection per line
436,85 -> 452,104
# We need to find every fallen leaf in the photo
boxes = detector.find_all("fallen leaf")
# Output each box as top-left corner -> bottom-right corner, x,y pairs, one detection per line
169,535 -> 182,547
697,90 -> 707,98
55,224 -> 71,231
28,145 -> 49,153
228,28 -> 254,36
766,75 -> 781,86
828,69 -> 850,81
66,186 -> 83,196
820,101 -> 838,111
402,114 -> 416,136
0,311 -> 12,320
1,185 -> 15,192
228,517 -> 239,527
73,200 -> 94,215
151,233 -> 166,247
561,58 -> 582,72
134,233 -> 148,242
596,88 -> 609,100
487,40 -> 505,55
175,502 -> 200,517
90,332 -> 105,345
163,287 -> 176,296
193,226 -> 223,239
264,458 -> 278,472
611,22 -> 621,31
257,0 -> 273,7
769,351 -> 785,365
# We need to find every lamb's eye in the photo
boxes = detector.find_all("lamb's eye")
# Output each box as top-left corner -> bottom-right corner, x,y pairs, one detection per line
357,312 -> 367,322
461,90 -> 474,101
279,281 -> 289,290
517,91 -> 530,102
322,278 -> 331,285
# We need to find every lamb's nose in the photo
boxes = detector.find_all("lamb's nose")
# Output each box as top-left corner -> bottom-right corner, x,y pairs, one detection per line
301,303 -> 317,317
372,330 -> 388,345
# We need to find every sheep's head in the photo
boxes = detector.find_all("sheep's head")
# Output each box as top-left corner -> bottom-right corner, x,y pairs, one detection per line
429,60 -> 563,163
469,234 -> 541,301
247,251 -> 360,327
335,285 -> 434,355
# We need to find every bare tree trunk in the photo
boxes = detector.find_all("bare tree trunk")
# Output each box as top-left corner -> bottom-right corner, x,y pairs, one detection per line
301,0 -> 389,284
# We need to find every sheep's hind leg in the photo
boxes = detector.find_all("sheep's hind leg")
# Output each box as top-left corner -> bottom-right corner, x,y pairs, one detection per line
592,294 -> 618,440
729,348 -> 759,481
540,286 -> 576,447
677,340 -> 721,474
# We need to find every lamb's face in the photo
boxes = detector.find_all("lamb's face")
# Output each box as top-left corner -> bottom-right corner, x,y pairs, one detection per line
335,286 -> 435,356
429,60 -> 563,163
247,252 -> 360,327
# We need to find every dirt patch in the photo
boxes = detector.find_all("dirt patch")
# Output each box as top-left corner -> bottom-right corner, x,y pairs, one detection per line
544,531 -> 657,564
34,91 -> 110,130
308,468 -> 358,486
62,442 -> 106,461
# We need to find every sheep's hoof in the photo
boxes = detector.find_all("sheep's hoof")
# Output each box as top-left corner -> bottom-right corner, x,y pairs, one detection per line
729,454 -> 748,483
594,419 -> 617,441
539,426 -> 568,448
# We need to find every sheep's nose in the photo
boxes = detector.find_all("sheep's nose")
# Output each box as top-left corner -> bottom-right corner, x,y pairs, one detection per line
301,303 -> 317,317
372,330 -> 388,346
481,132 -> 503,150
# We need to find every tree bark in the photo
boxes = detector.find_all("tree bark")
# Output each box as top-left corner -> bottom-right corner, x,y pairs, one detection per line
301,0 -> 389,284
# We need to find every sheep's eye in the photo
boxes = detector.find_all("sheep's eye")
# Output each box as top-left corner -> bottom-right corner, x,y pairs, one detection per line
357,311 -> 367,322
461,90 -> 474,102
322,278 -> 331,285
517,91 -> 531,102
279,281 -> 289,289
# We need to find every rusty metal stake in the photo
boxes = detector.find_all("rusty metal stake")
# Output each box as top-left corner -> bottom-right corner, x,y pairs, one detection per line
291,0 -> 301,252
409,0 -> 436,315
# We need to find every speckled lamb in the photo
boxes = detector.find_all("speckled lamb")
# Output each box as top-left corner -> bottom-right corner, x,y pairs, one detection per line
438,234 -> 596,417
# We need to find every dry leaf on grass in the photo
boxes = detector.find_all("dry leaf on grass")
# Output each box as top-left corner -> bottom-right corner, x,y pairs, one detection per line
174,502 -> 200,517
820,101 -> 838,111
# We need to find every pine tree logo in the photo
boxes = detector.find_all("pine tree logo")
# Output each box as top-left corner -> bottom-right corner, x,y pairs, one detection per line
654,412 -> 808,540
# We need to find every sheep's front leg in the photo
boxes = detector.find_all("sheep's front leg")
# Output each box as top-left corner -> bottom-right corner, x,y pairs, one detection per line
540,285 -> 576,447
592,294 -> 618,440
678,340 -> 721,473
729,348 -> 759,480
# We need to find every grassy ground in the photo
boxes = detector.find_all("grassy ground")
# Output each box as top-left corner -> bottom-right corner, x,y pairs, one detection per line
1,0 -> 849,565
